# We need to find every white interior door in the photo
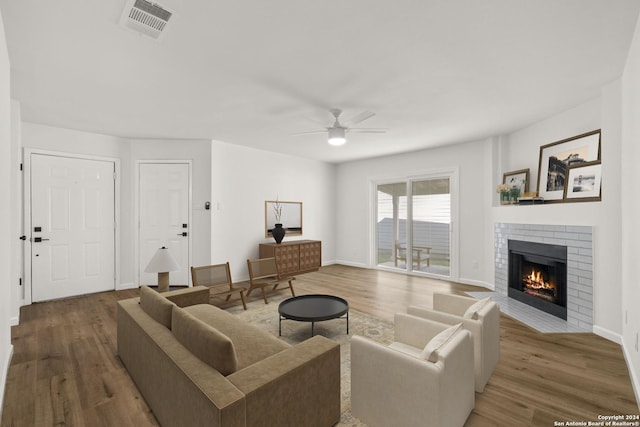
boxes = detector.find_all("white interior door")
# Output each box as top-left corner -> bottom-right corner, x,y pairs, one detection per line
139,162 -> 190,287
31,154 -> 116,302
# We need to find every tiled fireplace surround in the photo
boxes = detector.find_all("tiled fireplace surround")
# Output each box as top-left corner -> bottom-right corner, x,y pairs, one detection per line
493,223 -> 593,332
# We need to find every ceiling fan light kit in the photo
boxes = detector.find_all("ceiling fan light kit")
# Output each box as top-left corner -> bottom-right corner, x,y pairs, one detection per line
293,109 -> 385,147
328,127 -> 346,146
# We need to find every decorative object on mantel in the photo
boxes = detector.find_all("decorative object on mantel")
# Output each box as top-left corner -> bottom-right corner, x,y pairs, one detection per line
517,197 -> 544,205
496,183 -> 511,205
265,199 -> 303,241
537,129 -> 601,203
563,160 -> 602,202
503,168 -> 529,204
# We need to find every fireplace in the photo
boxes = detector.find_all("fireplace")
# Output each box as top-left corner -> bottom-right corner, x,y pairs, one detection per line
508,240 -> 567,320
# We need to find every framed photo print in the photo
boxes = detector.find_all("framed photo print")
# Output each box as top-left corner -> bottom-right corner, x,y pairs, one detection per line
537,129 -> 601,202
564,160 -> 601,202
503,168 -> 530,195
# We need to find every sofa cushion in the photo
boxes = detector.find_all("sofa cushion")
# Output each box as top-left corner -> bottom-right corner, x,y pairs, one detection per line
463,297 -> 492,320
421,322 -> 462,362
171,306 -> 238,376
139,285 -> 175,329
183,304 -> 289,370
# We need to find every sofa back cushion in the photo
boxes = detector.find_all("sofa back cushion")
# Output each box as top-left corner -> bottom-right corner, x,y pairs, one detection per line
183,304 -> 289,370
172,306 -> 238,375
139,285 -> 175,329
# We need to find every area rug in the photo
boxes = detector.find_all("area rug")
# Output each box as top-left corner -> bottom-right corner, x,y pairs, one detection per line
226,294 -> 394,426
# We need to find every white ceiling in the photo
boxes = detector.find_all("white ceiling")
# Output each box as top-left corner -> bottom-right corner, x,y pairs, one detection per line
1,1 -> 638,163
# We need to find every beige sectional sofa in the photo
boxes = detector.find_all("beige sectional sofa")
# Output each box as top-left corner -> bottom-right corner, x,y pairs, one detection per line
117,286 -> 341,427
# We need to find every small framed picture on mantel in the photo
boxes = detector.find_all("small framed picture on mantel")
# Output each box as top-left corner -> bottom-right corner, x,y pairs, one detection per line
564,160 -> 602,202
503,169 -> 530,195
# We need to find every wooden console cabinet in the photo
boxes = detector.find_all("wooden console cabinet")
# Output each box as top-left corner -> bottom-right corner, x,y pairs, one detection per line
259,240 -> 322,276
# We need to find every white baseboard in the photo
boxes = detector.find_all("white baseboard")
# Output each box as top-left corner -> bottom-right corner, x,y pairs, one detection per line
0,344 -> 14,421
593,325 -> 622,344
458,277 -> 494,290
622,341 -> 640,411
332,260 -> 370,269
117,282 -> 138,291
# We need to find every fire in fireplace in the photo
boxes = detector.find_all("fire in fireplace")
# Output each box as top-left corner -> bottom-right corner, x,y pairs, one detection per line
508,240 -> 567,320
522,266 -> 557,303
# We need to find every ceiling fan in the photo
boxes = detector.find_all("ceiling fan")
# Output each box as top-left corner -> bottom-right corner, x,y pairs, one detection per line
294,109 -> 386,146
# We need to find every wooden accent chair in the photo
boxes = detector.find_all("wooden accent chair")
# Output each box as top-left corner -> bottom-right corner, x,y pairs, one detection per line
246,257 -> 295,304
395,242 -> 431,269
190,262 -> 247,310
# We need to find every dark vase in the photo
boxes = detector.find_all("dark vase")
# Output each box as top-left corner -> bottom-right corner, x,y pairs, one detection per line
272,223 -> 286,244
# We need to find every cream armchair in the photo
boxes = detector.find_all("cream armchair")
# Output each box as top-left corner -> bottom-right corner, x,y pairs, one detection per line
408,293 -> 500,392
351,313 -> 475,427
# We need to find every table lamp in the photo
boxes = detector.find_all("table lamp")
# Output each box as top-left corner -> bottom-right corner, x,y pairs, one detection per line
144,246 -> 179,292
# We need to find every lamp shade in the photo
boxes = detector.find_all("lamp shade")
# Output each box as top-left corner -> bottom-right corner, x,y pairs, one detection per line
144,246 -> 180,273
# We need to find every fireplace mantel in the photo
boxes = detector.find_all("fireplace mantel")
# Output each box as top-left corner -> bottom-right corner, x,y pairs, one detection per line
494,223 -> 593,330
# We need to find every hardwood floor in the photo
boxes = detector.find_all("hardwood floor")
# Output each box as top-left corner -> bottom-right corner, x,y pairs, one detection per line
2,264 -> 638,426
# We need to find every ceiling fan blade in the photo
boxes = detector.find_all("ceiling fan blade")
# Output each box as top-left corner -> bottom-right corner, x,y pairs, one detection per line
348,128 -> 387,133
291,130 -> 327,136
344,111 -> 375,126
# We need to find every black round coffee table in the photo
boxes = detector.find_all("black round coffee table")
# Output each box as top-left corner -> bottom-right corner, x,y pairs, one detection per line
278,294 -> 349,337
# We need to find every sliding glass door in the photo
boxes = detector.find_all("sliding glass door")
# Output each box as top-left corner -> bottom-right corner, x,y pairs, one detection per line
376,183 -> 407,269
376,174 -> 452,277
410,178 -> 451,275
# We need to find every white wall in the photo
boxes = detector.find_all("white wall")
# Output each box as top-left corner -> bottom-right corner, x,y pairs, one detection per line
621,9 -> 640,405
503,98 -> 603,188
22,122 -> 127,158
128,138 -> 212,281
335,139 -> 492,286
211,140 -> 336,282
9,101 -> 21,325
493,93 -> 624,342
0,8 -> 13,413
20,124 -> 212,288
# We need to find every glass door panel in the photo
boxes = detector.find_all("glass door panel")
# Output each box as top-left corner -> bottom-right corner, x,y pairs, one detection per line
376,182 -> 406,270
411,178 -> 451,276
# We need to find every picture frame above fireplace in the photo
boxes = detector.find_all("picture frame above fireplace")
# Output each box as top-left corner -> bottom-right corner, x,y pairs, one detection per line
564,160 -> 602,202
537,129 -> 601,203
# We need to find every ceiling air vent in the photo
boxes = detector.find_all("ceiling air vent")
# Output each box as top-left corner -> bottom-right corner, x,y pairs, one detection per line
120,0 -> 173,40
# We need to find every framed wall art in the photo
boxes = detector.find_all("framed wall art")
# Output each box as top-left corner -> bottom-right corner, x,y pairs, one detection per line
503,168 -> 530,195
265,200 -> 303,237
537,129 -> 601,202
564,160 -> 602,202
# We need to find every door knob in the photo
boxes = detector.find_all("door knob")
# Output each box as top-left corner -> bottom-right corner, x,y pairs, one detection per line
32,237 -> 50,242
177,232 -> 187,236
